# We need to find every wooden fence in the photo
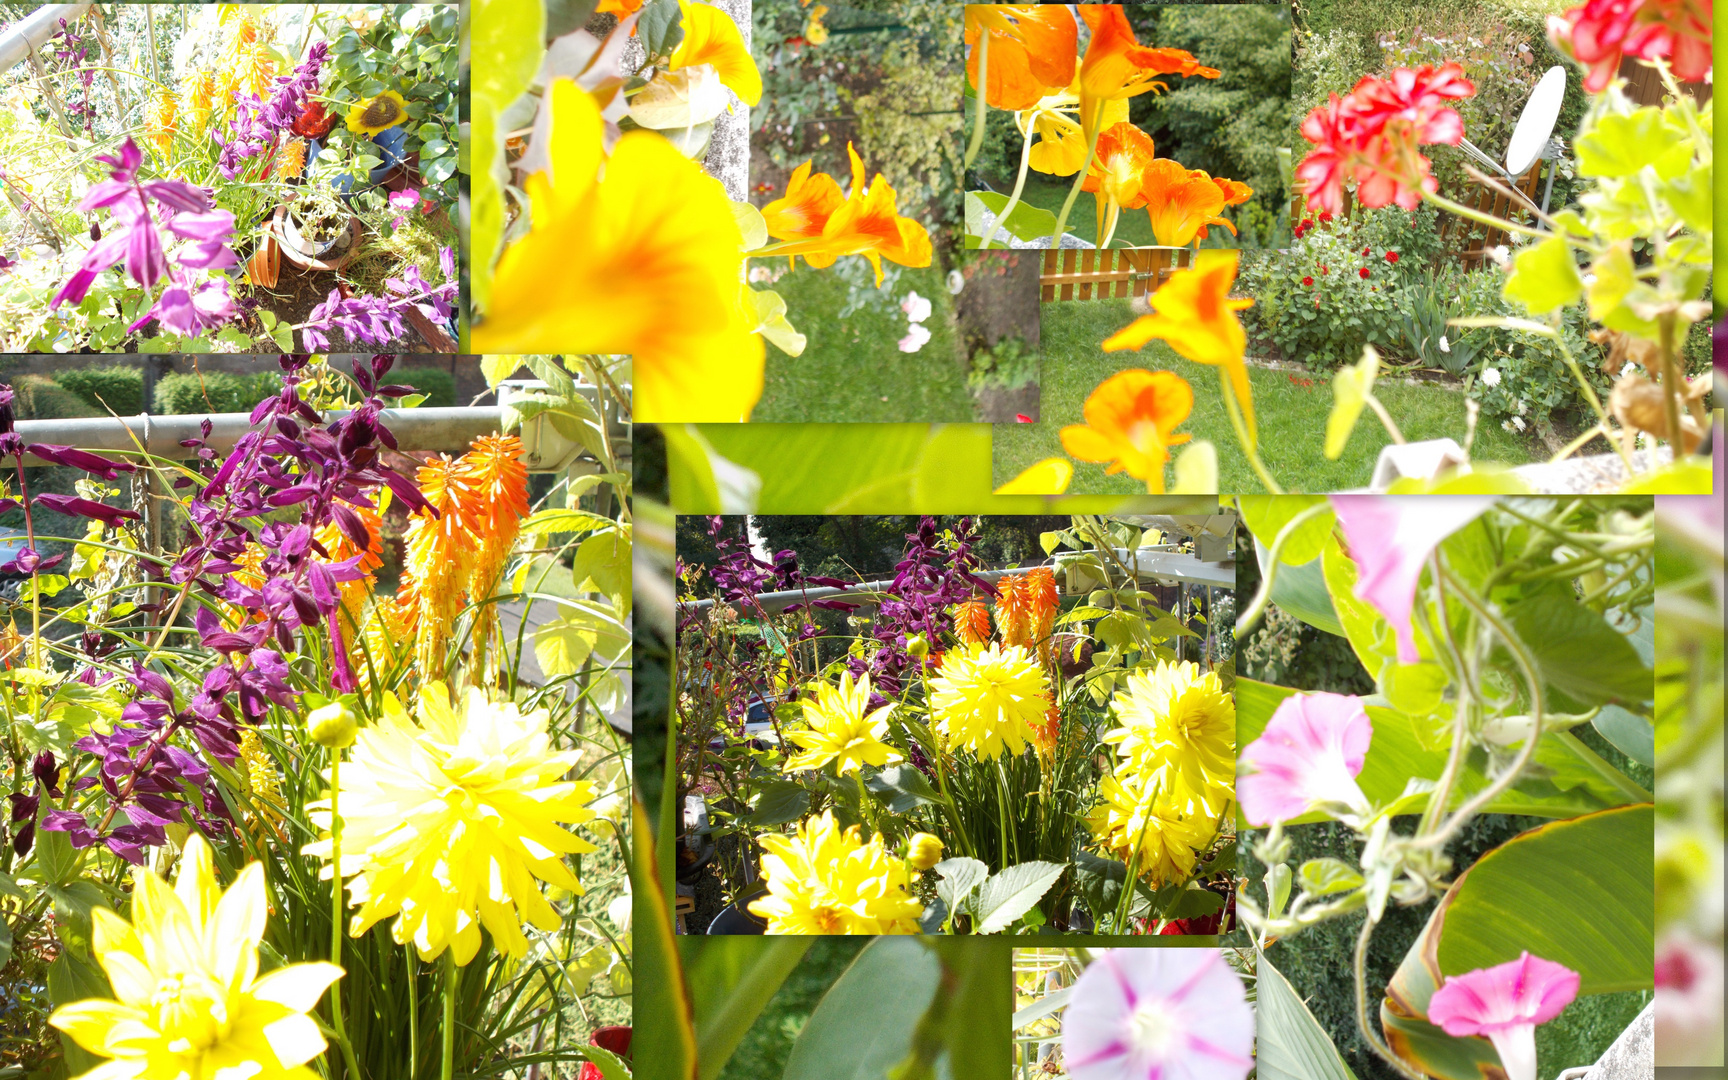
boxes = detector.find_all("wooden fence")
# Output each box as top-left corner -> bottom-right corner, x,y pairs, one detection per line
1040,247 -> 1192,302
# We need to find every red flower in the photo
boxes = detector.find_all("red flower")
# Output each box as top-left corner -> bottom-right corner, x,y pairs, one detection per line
1302,275 -> 1314,286
1296,64 -> 1475,213
1386,250 -> 1400,263
1015,413 -> 1034,423
1549,0 -> 1712,92
1360,267 -> 1371,278
1321,265 -> 1329,274
579,1027 -> 632,1080
291,101 -> 338,140
1319,210 -> 1334,223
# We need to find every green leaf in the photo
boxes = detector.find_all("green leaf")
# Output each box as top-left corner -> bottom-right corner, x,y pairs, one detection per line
864,764 -> 941,813
630,801 -> 697,1080
1575,107 -> 1689,178
732,200 -> 768,252
519,508 -> 615,536
34,826 -> 76,887
1437,804 -> 1653,994
964,191 -> 1060,246
682,937 -> 814,1080
0,870 -> 24,901
942,939 -> 1012,1077
1325,345 -> 1380,459
1163,887 -> 1225,919
1298,857 -> 1365,897
1505,593 -> 1654,708
1256,950 -> 1359,1080
1592,705 -> 1655,769
573,526 -> 632,615
746,780 -> 810,825
46,950 -> 111,1075
1239,495 -> 1334,566
664,425 -> 759,513
935,857 -> 989,915
973,861 -> 1066,934
1502,236 -> 1582,316
576,1045 -> 632,1080
481,355 -> 522,387
637,0 -> 686,58
0,914 -> 11,973
470,0 -> 543,312
782,938 -> 941,1080
745,288 -> 806,358
1012,985 -> 1073,1029
1258,537 -> 1342,638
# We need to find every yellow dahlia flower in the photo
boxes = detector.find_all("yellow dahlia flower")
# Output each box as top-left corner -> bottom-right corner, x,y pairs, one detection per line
304,683 -> 598,964
48,834 -> 344,1080
347,90 -> 409,136
929,642 -> 1049,760
783,671 -> 903,776
747,811 -> 923,934
1101,660 -> 1235,795
1085,770 -> 1219,886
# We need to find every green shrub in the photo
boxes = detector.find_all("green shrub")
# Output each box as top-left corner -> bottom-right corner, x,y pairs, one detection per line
966,336 -> 1039,393
54,365 -> 145,415
1448,263 -> 1608,431
387,367 -> 457,408
10,375 -> 104,421
154,372 -> 282,415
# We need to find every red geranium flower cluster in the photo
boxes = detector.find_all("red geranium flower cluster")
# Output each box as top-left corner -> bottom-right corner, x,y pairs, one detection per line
1547,0 -> 1712,93
1294,217 -> 1315,239
1360,267 -> 1372,278
1302,275 -> 1315,286
1295,63 -> 1476,215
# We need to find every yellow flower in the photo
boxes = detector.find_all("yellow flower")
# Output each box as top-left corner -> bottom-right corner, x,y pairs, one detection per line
1060,369 -> 1195,492
1101,660 -> 1235,795
747,811 -> 923,933
277,137 -> 307,180
929,642 -> 1050,760
347,89 -> 410,136
181,69 -> 217,131
756,143 -> 934,287
304,683 -> 598,964
473,80 -> 764,423
671,0 -> 763,106
1085,770 -> 1218,885
907,832 -> 945,870
805,3 -> 831,45
783,671 -> 904,776
144,90 -> 178,154
994,456 -> 1074,495
48,834 -> 344,1080
1018,77 -> 1130,178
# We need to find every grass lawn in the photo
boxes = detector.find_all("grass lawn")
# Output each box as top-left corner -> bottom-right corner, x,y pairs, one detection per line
993,298 -> 1539,493
1011,177 -> 1160,248
752,260 -> 977,423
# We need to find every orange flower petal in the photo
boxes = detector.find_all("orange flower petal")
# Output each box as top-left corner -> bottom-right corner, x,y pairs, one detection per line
966,6 -> 1078,110
763,160 -> 843,239
1060,369 -> 1194,490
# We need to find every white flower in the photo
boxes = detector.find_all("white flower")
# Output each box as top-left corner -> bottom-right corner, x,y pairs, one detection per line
1511,415 -> 1526,431
900,290 -> 932,323
947,269 -> 965,295
749,265 -> 774,283
1063,949 -> 1254,1080
1439,334 -> 1451,353
1488,245 -> 1511,268
897,323 -> 932,353
1481,367 -> 1501,387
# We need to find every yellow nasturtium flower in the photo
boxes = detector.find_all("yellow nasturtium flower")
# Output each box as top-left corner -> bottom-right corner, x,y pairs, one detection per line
48,834 -> 345,1080
670,0 -> 763,106
347,89 -> 409,136
304,683 -> 598,965
474,80 -> 764,422
1020,77 -> 1129,177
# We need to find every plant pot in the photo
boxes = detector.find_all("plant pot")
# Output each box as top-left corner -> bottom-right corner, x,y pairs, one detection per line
707,901 -> 767,935
403,302 -> 457,353
270,205 -> 361,272
245,234 -> 281,288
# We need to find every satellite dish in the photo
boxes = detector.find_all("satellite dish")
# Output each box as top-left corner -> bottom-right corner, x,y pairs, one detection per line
1505,66 -> 1567,176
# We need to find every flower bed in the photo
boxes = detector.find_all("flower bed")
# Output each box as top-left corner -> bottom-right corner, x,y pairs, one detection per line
0,6 -> 458,353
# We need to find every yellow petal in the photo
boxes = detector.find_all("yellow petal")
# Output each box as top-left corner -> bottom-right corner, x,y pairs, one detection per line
209,861 -> 267,993
994,457 -> 1073,494
250,961 -> 345,1013
1171,440 -> 1218,493
47,999 -> 149,1056
174,832 -> 219,929
671,0 -> 763,106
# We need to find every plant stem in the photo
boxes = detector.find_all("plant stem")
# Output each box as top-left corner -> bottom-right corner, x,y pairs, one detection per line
1363,393 -> 1405,444
1657,312 -> 1685,460
1049,108 -> 1102,249
1234,499 -> 1334,637
978,128 -> 1033,249
327,750 -> 362,1080
1216,369 -> 1283,493
1552,729 -> 1652,802
442,951 -> 457,1080
963,30 -> 988,171
1354,915 -> 1428,1080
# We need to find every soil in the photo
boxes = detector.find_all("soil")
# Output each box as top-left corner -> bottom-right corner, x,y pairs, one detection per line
976,383 -> 1041,424
955,251 -> 1043,421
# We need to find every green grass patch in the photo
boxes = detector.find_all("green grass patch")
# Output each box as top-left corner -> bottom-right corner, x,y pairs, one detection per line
753,259 -> 976,423
992,298 -> 1537,493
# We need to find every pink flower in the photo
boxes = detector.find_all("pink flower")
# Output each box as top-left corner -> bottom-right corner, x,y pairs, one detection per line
1062,948 -> 1254,1080
897,322 -> 932,353
1427,952 -> 1581,1080
1329,495 -> 1498,664
388,188 -> 423,213
1238,692 -> 1373,826
1655,934 -> 1725,1065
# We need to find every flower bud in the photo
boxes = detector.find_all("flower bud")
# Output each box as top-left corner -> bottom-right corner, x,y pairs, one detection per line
906,633 -> 930,660
907,832 -> 944,871
307,700 -> 357,749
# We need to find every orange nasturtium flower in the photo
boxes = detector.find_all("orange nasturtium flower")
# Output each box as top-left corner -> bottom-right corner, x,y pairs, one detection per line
1137,159 -> 1242,248
670,0 -> 763,107
473,80 -> 764,423
1103,249 -> 1257,446
1022,78 -> 1129,177
1077,6 -> 1219,145
1061,369 -> 1194,493
760,143 -> 932,286
965,5 -> 1079,111
1082,121 -> 1157,243
596,0 -> 647,14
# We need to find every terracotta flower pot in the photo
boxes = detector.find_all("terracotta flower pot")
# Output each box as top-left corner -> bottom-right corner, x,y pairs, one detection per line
270,205 -> 361,272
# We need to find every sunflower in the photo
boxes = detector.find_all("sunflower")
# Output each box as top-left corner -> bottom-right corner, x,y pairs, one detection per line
48,833 -> 345,1079
782,671 -> 903,776
747,811 -> 923,934
347,90 -> 410,136
928,642 -> 1049,760
304,683 -> 598,964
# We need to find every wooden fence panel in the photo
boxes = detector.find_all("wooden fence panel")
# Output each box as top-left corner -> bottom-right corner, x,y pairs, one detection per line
1041,247 -> 1191,301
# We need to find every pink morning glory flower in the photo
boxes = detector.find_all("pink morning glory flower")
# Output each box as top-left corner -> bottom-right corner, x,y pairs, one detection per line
1330,495 -> 1498,664
1426,952 -> 1580,1080
1655,933 -> 1724,1065
1238,692 -> 1372,826
1062,948 -> 1254,1080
